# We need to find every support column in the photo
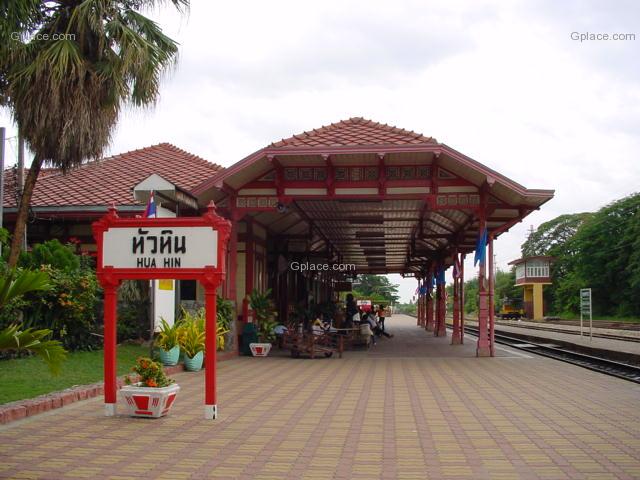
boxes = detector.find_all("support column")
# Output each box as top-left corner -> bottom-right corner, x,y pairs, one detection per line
451,255 -> 462,344
227,219 -> 239,351
417,278 -> 422,326
477,210 -> 491,357
488,235 -> 495,357
204,284 -> 219,419
245,220 -> 254,298
532,283 -> 544,320
460,254 -> 465,344
426,280 -> 434,331
436,280 -> 446,337
103,283 -> 119,416
227,214 -> 239,302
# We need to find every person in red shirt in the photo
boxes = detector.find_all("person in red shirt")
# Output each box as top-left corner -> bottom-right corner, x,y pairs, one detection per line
376,304 -> 387,332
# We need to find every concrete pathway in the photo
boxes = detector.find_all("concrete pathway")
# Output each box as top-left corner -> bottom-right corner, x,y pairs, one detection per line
1,315 -> 639,479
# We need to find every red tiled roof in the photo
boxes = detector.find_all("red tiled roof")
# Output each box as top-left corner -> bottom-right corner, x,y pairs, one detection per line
270,117 -> 437,148
2,143 -> 222,208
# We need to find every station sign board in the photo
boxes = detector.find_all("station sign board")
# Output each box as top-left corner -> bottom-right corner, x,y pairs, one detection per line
102,226 -> 218,269
580,288 -> 592,315
579,288 -> 592,339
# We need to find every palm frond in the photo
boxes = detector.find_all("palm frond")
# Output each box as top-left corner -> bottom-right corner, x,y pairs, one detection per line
0,324 -> 67,375
0,269 -> 51,310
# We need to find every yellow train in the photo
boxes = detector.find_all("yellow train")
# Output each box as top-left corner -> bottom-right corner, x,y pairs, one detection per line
497,298 -> 525,320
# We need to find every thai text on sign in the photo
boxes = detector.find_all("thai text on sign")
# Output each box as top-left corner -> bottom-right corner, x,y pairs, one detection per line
102,226 -> 218,269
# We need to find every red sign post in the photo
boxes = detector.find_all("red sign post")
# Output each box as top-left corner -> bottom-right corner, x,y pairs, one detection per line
92,202 -> 230,419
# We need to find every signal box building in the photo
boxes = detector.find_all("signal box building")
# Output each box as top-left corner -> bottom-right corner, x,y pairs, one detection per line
509,256 -> 555,320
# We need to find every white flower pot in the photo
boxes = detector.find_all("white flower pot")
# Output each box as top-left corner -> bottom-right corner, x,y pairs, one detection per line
249,343 -> 272,357
120,383 -> 180,418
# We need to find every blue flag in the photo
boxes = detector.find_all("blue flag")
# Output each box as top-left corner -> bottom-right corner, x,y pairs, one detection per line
144,191 -> 157,218
436,268 -> 446,285
474,228 -> 488,266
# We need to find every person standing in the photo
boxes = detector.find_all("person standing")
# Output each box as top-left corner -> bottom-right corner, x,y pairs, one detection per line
376,304 -> 387,332
345,293 -> 358,328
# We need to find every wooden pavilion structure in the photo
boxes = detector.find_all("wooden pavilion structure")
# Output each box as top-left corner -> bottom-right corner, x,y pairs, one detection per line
193,118 -> 554,357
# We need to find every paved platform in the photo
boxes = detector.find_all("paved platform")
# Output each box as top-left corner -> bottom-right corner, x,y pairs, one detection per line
1,314 -> 639,479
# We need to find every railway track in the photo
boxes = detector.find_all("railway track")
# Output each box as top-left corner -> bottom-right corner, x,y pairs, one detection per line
482,319 -> 640,343
464,326 -> 640,384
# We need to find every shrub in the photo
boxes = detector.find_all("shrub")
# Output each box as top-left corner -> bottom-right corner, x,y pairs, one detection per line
0,241 -> 101,351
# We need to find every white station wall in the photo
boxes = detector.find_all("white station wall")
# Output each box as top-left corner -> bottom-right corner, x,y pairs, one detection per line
153,205 -> 176,328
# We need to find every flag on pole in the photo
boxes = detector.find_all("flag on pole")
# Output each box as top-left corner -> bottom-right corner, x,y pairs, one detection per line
453,255 -> 462,279
144,191 -> 157,218
474,228 -> 488,266
436,268 -> 446,285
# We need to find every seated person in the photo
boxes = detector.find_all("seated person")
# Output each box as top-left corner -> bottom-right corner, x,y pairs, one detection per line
312,318 -> 329,335
363,311 -> 393,341
274,323 -> 288,348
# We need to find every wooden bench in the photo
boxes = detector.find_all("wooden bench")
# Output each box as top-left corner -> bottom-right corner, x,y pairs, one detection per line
283,330 -> 339,359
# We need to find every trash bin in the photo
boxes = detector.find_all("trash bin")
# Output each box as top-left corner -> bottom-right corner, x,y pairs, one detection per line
241,322 -> 259,355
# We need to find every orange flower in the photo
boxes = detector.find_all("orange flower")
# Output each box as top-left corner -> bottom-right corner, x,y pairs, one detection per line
146,379 -> 157,387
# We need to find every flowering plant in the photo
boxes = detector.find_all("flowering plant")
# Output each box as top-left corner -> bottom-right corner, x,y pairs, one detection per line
124,357 -> 174,388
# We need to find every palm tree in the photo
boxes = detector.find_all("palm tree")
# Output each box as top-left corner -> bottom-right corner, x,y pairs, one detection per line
0,268 -> 66,374
0,0 -> 189,267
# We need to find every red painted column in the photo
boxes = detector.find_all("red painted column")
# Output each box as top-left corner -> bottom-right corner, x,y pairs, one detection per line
103,283 -> 118,416
451,257 -> 462,344
227,215 -> 240,351
477,210 -> 491,357
488,235 -> 495,357
245,221 -> 254,297
204,284 -> 218,419
227,213 -> 239,302
436,281 -> 446,337
460,254 -> 465,344
426,281 -> 434,331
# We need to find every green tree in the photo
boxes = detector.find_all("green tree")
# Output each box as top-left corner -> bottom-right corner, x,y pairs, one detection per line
353,275 -> 400,304
522,194 -> 640,317
0,0 -> 188,267
560,193 -> 640,317
521,213 -> 593,257
494,269 -> 520,312
463,277 -> 479,315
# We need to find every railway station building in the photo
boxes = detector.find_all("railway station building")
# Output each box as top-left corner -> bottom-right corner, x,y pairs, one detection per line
1,118 -> 554,356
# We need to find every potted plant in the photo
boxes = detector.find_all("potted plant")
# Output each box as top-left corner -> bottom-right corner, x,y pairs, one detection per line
217,295 -> 234,351
121,357 -> 180,418
179,317 -> 205,371
248,289 -> 277,357
155,319 -> 181,365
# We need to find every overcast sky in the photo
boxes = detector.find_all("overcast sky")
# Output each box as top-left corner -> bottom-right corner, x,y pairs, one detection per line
2,0 -> 639,302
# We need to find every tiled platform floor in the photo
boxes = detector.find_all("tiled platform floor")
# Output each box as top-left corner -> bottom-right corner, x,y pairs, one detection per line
1,315 -> 639,479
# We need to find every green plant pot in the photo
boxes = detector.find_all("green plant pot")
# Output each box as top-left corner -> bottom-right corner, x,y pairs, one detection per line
159,345 -> 180,366
184,351 -> 204,371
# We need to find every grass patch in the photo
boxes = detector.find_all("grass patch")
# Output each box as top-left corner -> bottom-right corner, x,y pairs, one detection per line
0,344 -> 150,404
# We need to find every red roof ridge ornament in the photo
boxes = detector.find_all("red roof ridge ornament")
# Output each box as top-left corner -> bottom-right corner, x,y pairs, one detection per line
207,200 -> 217,216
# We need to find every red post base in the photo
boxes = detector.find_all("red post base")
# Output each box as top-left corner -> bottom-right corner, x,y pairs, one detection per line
450,334 -> 462,345
477,346 -> 491,357
476,291 -> 490,357
103,283 -> 118,416
204,285 -> 218,419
